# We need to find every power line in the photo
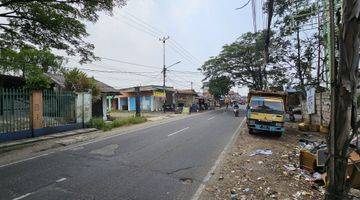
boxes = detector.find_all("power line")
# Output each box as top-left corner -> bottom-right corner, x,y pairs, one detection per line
169,39 -> 202,64
116,11 -> 201,67
167,69 -> 202,75
123,10 -> 164,35
236,0 -> 251,10
97,56 -> 162,70
117,14 -> 162,37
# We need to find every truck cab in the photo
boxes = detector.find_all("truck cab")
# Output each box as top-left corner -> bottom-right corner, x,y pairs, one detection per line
246,91 -> 286,136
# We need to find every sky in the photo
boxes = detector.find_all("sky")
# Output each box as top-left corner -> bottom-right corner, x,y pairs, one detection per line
66,0 -> 267,96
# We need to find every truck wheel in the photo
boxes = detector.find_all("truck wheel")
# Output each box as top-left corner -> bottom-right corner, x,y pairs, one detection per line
248,128 -> 254,134
276,132 -> 283,137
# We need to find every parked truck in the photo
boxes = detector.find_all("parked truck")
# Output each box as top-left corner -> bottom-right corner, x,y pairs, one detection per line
246,91 -> 287,136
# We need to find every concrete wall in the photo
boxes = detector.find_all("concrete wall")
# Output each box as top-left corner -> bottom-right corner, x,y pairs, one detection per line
76,92 -> 92,124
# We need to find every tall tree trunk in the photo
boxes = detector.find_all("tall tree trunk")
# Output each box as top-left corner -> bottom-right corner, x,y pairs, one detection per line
326,0 -> 360,199
296,27 -> 305,93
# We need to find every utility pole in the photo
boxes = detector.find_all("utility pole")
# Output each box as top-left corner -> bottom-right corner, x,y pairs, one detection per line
327,0 -> 336,198
160,36 -> 170,113
191,82 -> 193,90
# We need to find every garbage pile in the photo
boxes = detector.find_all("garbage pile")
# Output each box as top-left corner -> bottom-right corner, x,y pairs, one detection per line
282,135 -> 360,197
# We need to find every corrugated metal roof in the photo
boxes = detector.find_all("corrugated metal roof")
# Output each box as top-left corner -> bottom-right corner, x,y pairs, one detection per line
119,85 -> 174,93
46,73 -> 119,94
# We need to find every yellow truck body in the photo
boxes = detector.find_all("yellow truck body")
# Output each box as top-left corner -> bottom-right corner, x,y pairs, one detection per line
246,91 -> 286,136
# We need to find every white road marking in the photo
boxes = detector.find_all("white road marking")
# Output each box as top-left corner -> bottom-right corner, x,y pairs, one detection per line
207,116 -> 216,121
167,127 -> 190,137
12,193 -> 32,200
191,118 -> 246,200
0,153 -> 51,169
55,177 -> 67,183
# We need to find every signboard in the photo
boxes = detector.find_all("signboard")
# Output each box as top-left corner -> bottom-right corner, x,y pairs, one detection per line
317,149 -> 328,167
153,90 -> 165,97
306,88 -> 316,114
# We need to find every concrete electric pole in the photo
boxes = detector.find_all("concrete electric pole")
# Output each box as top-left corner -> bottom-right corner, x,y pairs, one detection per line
159,36 -> 170,112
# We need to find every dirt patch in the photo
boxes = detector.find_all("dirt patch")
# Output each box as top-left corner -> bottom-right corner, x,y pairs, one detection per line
200,124 -> 325,200
90,144 -> 119,156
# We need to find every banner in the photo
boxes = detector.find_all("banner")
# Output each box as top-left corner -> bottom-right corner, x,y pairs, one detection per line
153,90 -> 165,97
306,88 -> 316,114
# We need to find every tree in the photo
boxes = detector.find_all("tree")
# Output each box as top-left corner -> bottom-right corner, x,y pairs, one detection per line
326,0 -> 360,199
63,68 -> 99,99
0,0 -> 126,63
272,0 -> 321,92
0,47 -> 63,90
200,31 -> 288,91
208,76 -> 232,100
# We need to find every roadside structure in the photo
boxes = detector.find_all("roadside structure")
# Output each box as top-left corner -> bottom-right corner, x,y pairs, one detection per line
174,89 -> 197,107
0,74 -> 93,142
46,73 -> 120,120
118,85 -> 175,112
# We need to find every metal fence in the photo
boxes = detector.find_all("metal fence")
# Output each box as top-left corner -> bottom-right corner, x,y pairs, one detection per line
43,90 -> 76,127
0,88 -> 30,134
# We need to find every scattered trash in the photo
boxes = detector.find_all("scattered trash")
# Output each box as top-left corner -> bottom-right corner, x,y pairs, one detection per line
218,176 -> 224,181
312,172 -> 322,180
283,164 -> 297,171
230,189 -> 238,200
243,188 -> 251,193
257,161 -> 263,164
293,191 -> 311,199
249,149 -> 273,156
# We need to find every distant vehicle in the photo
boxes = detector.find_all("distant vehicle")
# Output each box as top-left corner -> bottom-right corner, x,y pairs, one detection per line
233,104 -> 240,117
246,91 -> 286,137
239,99 -> 246,105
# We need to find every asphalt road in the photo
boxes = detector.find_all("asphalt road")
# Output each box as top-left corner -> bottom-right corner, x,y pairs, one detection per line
0,109 -> 245,200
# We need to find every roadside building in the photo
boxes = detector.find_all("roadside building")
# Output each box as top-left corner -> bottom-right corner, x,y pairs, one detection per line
46,74 -> 120,120
0,74 -> 26,89
174,89 -> 197,107
118,85 -> 175,112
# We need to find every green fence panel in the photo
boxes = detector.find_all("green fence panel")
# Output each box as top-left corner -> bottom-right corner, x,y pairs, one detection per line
43,90 -> 76,127
0,88 -> 30,134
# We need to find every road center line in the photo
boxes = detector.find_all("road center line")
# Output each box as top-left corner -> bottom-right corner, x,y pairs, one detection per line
207,116 -> 216,120
167,127 -> 190,137
12,193 -> 32,200
55,177 -> 67,183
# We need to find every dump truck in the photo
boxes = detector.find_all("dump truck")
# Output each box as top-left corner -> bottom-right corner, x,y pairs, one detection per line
246,91 -> 287,136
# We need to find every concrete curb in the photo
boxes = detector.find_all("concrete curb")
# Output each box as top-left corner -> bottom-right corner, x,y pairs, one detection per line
0,128 -> 98,150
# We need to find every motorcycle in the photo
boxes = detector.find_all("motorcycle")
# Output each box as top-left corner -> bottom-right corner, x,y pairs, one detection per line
233,107 -> 239,117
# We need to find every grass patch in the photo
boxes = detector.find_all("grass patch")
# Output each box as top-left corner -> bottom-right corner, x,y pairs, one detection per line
89,116 -> 147,131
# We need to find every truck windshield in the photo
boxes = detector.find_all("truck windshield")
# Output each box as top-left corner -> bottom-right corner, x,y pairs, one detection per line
250,99 -> 284,114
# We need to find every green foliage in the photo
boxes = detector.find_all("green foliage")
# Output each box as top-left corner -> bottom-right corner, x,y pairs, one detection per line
208,76 -> 232,100
24,67 -> 52,90
126,116 -> 147,125
357,94 -> 360,108
89,117 -> 147,131
200,31 -> 288,90
0,0 -> 127,63
0,47 -> 63,73
63,68 -> 100,98
89,118 -> 106,130
0,47 -> 63,90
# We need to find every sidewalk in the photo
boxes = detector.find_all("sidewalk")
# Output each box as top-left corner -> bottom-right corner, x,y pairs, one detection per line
0,128 -> 97,151
199,123 -> 325,200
